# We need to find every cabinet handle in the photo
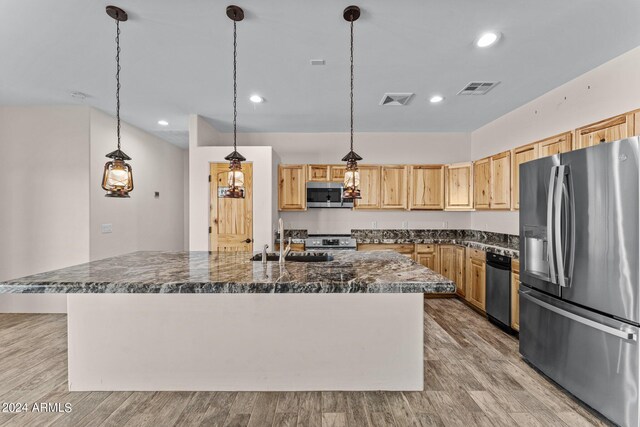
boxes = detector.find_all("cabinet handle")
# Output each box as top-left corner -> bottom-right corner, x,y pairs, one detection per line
244,238 -> 252,243
599,138 -> 606,143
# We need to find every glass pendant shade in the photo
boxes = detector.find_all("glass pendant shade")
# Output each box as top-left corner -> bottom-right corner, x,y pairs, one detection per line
224,158 -> 245,198
102,157 -> 133,198
342,158 -> 361,199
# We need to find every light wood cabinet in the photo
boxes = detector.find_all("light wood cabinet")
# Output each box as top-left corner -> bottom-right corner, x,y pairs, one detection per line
274,242 -> 305,252
512,144 -> 538,210
445,162 -> 473,211
511,259 -> 520,331
329,165 -> 346,182
466,249 -> 486,312
474,158 -> 491,209
357,243 -> 414,260
537,132 -> 572,157
354,166 -> 381,209
415,244 -> 439,271
381,165 -> 408,209
438,245 -> 466,297
574,112 -> 634,150
307,165 -> 330,182
409,165 -> 444,210
278,165 -> 307,211
490,151 -> 511,209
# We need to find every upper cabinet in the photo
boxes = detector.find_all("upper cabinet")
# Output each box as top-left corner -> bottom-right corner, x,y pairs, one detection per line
574,112 -> 635,150
355,165 -> 382,209
307,165 -> 330,182
408,165 -> 444,210
473,157 -> 491,210
445,162 -> 473,211
490,151 -> 511,209
380,165 -> 408,209
278,165 -> 307,211
512,144 -> 537,210
329,165 -> 346,182
537,132 -> 572,157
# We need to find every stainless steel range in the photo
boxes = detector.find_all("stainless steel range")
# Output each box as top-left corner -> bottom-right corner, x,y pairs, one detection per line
304,234 -> 357,251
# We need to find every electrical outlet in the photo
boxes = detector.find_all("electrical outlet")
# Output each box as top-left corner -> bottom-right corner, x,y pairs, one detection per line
101,224 -> 113,234
372,221 -> 377,229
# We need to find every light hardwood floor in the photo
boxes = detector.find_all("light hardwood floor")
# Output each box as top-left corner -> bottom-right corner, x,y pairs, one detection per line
0,298 -> 610,427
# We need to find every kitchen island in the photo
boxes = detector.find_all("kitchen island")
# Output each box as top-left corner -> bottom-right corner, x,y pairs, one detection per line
0,251 -> 454,392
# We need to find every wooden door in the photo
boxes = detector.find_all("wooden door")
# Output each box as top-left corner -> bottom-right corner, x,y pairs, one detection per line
381,165 -> 408,209
210,163 -> 253,252
511,259 -> 520,331
329,165 -> 346,182
278,165 -> 306,211
308,165 -> 330,182
454,246 -> 466,297
445,162 -> 473,211
409,165 -> 444,210
574,113 -> 634,149
537,132 -> 572,157
490,151 -> 511,209
466,250 -> 486,312
512,144 -> 538,210
474,158 -> 491,209
355,166 -> 381,209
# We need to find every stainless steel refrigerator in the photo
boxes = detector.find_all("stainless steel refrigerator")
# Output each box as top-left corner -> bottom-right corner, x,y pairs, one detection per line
519,136 -> 640,427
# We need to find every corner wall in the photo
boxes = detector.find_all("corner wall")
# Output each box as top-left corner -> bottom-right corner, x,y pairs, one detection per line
471,45 -> 640,234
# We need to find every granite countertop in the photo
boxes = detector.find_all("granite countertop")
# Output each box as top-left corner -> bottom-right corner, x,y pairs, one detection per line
0,251 -> 455,294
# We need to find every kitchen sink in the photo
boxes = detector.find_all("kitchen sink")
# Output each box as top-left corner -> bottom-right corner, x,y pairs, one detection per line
250,252 -> 334,262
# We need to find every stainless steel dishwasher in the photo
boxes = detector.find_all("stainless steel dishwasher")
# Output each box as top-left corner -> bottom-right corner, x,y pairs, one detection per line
486,252 -> 512,330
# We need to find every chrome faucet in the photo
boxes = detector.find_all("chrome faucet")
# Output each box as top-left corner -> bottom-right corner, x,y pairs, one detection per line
278,218 -> 291,264
262,244 -> 269,264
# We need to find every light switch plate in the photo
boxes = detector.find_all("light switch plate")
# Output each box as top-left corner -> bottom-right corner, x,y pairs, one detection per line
101,224 -> 113,234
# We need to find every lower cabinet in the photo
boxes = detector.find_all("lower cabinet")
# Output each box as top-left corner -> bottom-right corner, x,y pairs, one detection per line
415,244 -> 439,270
466,249 -> 486,312
511,259 -> 520,331
438,245 -> 466,297
357,243 -> 415,260
274,243 -> 305,252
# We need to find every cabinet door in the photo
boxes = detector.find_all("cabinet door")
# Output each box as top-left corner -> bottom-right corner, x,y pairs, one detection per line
512,144 -> 538,210
438,245 -> 456,283
511,270 -> 520,331
473,158 -> 491,209
445,162 -> 473,211
409,165 -> 444,210
574,113 -> 634,149
278,165 -> 306,211
455,246 -> 466,297
354,166 -> 381,209
466,256 -> 486,312
416,253 -> 438,271
380,165 -> 408,209
329,165 -> 346,182
537,132 -> 572,157
307,165 -> 330,182
490,151 -> 511,209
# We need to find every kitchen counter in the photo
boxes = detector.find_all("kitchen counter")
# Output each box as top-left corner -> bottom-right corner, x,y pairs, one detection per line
0,250 -> 455,294
4,251 -> 445,392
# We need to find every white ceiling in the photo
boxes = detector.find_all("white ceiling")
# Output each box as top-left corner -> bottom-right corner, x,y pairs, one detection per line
3,0 -> 640,149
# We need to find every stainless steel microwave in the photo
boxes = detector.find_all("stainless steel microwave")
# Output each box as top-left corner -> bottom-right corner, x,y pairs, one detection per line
306,182 -> 354,208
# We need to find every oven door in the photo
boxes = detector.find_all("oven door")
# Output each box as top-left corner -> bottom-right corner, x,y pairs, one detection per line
306,182 -> 353,208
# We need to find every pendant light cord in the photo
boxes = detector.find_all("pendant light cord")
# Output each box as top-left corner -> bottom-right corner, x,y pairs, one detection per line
350,19 -> 354,152
233,20 -> 238,151
115,20 -> 121,151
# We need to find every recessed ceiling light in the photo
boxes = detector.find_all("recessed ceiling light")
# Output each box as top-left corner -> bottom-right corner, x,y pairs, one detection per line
430,95 -> 444,103
476,32 -> 500,48
157,120 -> 169,126
249,95 -> 263,103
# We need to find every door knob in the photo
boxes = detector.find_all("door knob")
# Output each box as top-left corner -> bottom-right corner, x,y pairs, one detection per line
244,238 -> 252,243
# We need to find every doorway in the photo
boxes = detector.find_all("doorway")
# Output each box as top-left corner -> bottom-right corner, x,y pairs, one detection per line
209,162 -> 253,252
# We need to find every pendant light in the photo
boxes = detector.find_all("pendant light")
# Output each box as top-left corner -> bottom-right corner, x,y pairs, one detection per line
341,6 -> 363,200
101,5 -> 134,198
222,5 -> 247,199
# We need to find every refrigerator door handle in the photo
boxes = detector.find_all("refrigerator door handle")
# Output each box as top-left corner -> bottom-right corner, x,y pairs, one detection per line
561,167 -> 576,287
547,166 -> 558,284
554,165 -> 567,287
520,290 -> 637,341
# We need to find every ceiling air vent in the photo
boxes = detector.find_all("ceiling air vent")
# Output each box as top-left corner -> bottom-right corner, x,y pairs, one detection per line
457,81 -> 500,96
379,93 -> 414,106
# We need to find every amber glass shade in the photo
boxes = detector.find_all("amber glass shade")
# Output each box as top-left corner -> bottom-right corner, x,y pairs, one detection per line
342,161 -> 361,199
224,159 -> 245,198
101,159 -> 134,198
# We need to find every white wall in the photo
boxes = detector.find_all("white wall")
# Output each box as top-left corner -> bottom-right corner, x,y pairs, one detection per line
188,116 -> 274,251
90,109 -> 185,260
209,130 -> 472,232
471,45 -> 640,234
0,106 -> 91,312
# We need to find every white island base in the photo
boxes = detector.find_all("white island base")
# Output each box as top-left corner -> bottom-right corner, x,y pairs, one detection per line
67,293 -> 424,391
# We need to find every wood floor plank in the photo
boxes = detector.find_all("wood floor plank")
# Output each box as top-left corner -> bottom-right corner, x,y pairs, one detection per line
296,392 -> 321,427
321,412 -> 346,427
246,392 -> 278,427
274,412 -> 298,427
